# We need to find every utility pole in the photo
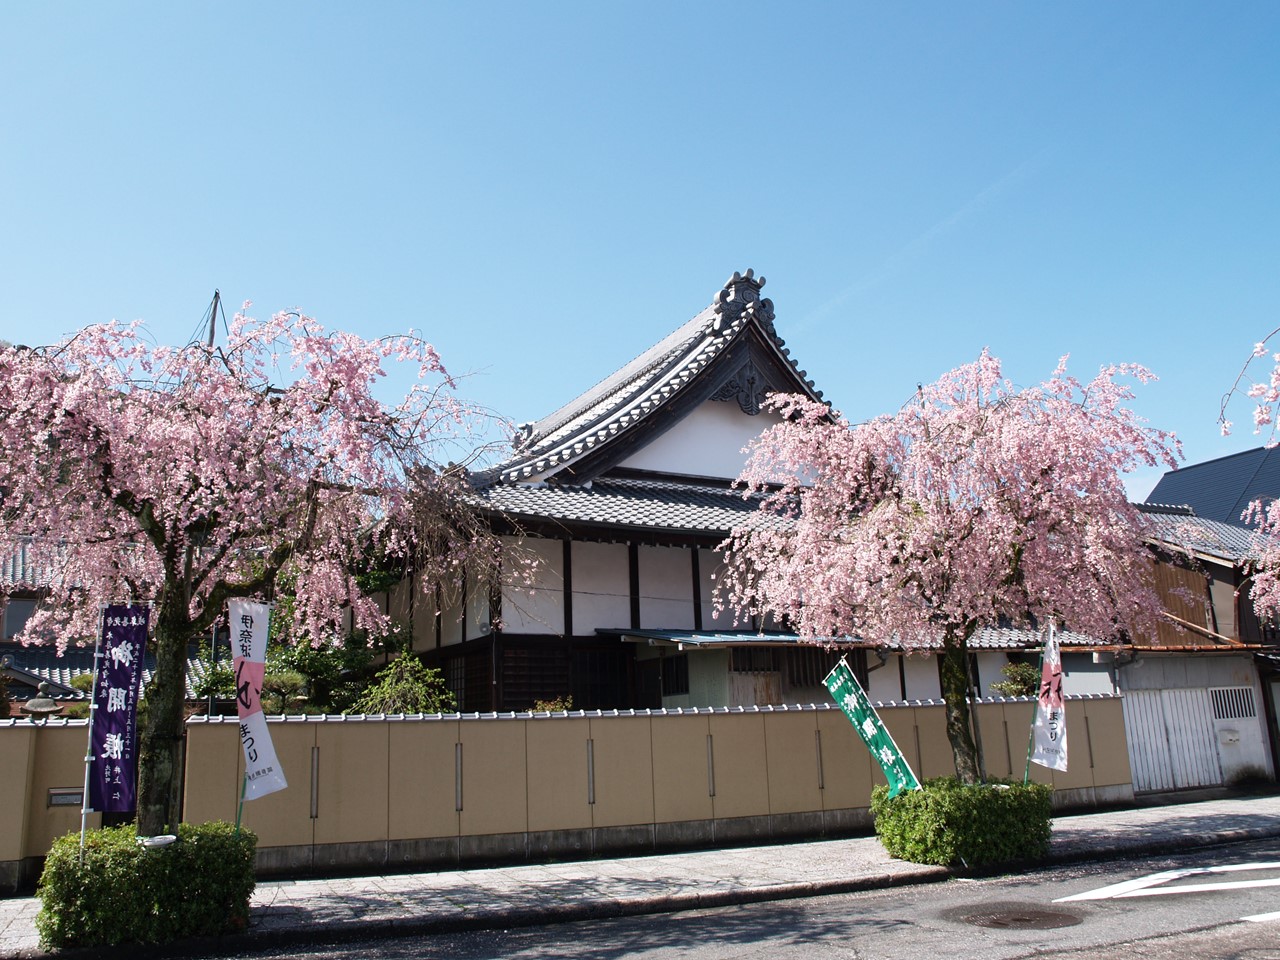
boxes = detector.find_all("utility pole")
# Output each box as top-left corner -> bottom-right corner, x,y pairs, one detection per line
207,290 -> 221,349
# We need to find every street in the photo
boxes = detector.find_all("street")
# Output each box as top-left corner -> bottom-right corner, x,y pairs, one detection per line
198,839 -> 1280,960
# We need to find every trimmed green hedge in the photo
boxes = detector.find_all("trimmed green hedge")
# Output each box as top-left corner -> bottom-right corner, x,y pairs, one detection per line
36,821 -> 256,949
871,777 -> 1052,868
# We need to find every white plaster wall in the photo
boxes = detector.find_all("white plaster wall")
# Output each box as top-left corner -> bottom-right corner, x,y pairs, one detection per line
1061,655 -> 1118,695
501,538 -> 564,635
638,545 -> 695,629
867,662 -> 903,703
438,588 -> 465,647
411,593 -> 437,650
618,402 -> 783,479
902,655 -> 941,700
975,652 -> 1010,696
571,541 -> 631,633
466,574 -> 490,638
698,548 -> 738,630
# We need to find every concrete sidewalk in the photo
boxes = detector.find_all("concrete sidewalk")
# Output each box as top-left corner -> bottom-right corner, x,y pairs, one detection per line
5,793 -> 1280,958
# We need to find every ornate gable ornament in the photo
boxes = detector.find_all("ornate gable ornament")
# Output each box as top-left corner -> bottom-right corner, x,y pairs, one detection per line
711,358 -> 771,415
711,269 -> 776,336
708,269 -> 789,415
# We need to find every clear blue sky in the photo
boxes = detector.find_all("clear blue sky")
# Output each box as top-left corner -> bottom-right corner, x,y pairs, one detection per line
3,2 -> 1278,497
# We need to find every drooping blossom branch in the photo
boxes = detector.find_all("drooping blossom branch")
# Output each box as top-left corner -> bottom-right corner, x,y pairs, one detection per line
718,350 -> 1181,781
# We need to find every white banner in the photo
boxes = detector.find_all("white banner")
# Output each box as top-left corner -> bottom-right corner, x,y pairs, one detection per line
1030,622 -> 1068,772
230,599 -> 288,800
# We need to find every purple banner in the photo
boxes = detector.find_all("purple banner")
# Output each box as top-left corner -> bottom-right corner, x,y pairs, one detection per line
88,604 -> 149,813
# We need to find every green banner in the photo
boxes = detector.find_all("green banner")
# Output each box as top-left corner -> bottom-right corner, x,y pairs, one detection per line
824,657 -> 921,798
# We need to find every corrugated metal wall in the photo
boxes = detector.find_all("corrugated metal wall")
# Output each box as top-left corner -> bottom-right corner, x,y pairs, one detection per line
1122,688 -> 1223,791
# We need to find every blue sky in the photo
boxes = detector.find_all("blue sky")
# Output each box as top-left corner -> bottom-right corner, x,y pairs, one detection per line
3,2 -> 1278,497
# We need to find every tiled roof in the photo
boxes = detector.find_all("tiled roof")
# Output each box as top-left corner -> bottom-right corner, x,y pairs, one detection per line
1,642 -> 210,700
479,474 -> 785,536
1146,446 -> 1280,529
1137,503 -> 1255,562
968,625 -> 1102,649
603,626 -> 1107,651
481,270 -> 821,486
2,540 -> 49,590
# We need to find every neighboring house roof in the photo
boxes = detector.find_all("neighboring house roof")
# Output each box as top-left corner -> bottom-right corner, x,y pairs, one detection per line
479,472 -> 780,538
0,642 -> 211,701
1146,446 -> 1280,528
477,270 -> 823,488
1,659 -> 82,701
1137,502 -> 1256,563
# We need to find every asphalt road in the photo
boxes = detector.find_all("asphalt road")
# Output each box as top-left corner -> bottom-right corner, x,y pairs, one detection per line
187,838 -> 1280,960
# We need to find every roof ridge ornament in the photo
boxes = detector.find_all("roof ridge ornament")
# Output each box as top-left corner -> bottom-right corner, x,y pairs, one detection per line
712,269 -> 775,335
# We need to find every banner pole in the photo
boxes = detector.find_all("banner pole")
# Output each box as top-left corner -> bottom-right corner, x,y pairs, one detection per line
1023,626 -> 1049,785
235,772 -> 247,836
79,606 -> 107,862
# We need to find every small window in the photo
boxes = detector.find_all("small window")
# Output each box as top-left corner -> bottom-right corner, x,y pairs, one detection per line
731,647 -> 779,673
446,657 -> 466,710
1210,686 -> 1257,720
661,654 -> 689,697
2,599 -> 35,639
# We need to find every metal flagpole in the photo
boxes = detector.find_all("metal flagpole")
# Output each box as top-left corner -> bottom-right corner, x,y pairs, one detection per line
235,773 -> 247,836
79,606 -> 107,861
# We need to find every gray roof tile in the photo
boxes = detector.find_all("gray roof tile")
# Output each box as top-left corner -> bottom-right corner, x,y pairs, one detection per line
1137,503 -> 1255,562
479,475 -> 784,536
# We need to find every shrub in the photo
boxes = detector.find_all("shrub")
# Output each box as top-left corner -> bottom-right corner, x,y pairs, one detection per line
348,655 -> 456,715
871,776 -> 1052,869
260,669 -> 311,714
36,821 -> 256,949
533,695 -> 574,712
989,661 -> 1040,697
269,631 -> 381,714
61,673 -> 93,719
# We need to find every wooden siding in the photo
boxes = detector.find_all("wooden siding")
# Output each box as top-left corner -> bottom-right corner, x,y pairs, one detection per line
1146,556 -> 1212,646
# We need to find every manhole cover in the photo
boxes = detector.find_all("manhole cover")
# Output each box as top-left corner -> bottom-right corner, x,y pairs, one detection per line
948,903 -> 1083,930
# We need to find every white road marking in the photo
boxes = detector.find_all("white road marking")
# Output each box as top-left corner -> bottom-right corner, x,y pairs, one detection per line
1056,862 -> 1280,902
1242,910 -> 1280,922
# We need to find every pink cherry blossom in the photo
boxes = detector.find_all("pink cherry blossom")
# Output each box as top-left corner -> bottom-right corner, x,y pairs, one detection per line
719,350 -> 1181,782
0,311 -> 505,834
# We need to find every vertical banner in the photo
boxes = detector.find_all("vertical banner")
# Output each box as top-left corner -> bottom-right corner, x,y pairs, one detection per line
230,599 -> 288,800
89,604 -> 149,813
1030,623 -> 1068,771
824,657 -> 921,798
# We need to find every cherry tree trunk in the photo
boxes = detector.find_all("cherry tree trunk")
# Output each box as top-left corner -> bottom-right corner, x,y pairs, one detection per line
135,598 -> 191,836
939,635 -> 982,784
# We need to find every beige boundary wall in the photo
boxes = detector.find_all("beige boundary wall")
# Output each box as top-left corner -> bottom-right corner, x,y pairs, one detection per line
1,695 -> 1132,891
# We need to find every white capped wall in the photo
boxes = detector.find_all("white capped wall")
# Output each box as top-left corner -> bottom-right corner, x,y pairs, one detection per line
617,401 -> 783,479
